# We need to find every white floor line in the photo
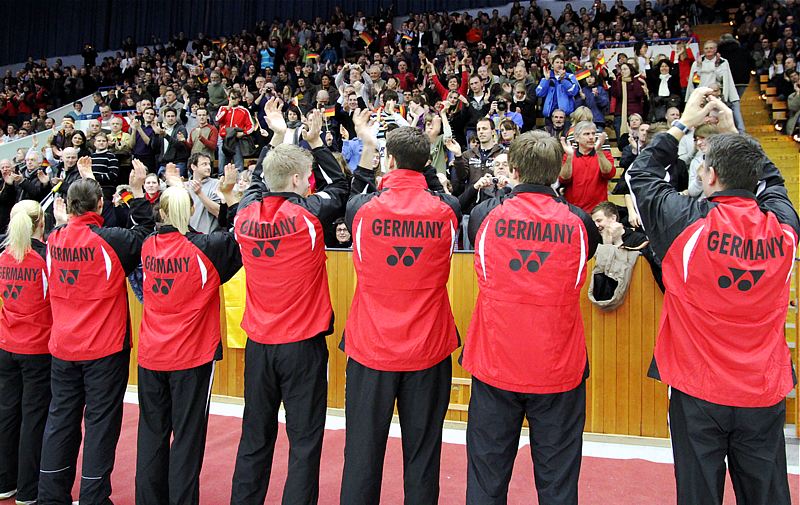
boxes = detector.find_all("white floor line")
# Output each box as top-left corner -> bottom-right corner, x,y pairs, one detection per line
122,393 -> 800,474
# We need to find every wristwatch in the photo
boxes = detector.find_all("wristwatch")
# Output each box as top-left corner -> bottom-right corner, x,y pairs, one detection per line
671,119 -> 691,134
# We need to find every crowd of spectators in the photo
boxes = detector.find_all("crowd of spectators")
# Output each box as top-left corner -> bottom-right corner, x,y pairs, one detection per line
0,0 -> 770,252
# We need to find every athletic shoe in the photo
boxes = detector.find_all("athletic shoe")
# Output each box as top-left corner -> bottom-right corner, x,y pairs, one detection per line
0,489 -> 17,499
16,500 -> 37,505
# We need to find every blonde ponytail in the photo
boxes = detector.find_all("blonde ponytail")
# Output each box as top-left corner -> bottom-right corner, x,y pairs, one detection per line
3,200 -> 43,262
160,186 -> 192,235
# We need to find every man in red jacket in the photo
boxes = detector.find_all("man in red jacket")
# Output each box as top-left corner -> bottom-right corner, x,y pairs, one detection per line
38,159 -> 154,505
215,90 -> 255,173
340,118 -> 462,505
627,88 -> 799,505
463,130 -> 600,505
225,103 -> 349,505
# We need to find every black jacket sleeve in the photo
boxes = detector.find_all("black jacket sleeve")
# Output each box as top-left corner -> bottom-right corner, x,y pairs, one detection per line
188,231 -> 243,284
565,199 -> 602,260
626,132 -> 711,258
345,167 -> 378,232
468,196 -> 503,247
95,198 -> 157,275
303,146 -> 348,227
756,156 -> 800,235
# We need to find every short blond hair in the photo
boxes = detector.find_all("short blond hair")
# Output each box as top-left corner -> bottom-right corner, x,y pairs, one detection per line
262,144 -> 313,190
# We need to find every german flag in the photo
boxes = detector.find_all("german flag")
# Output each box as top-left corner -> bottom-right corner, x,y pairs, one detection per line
119,190 -> 133,205
323,105 -> 336,117
597,54 -> 606,66
692,72 -> 701,85
575,68 -> 591,81
359,32 -> 374,46
402,33 -> 413,42
306,52 -> 319,60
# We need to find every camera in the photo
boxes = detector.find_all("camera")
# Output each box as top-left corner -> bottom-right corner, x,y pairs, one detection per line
497,101 -> 507,112
491,177 -> 499,185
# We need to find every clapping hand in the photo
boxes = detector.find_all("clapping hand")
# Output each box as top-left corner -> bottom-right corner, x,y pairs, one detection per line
560,136 -> 575,157
54,197 -> 68,226
218,163 -> 238,198
301,109 -> 323,147
264,97 -> 287,137
352,108 -> 377,146
444,137 -> 462,156
164,162 -> 183,187
129,159 -> 147,197
77,156 -> 95,180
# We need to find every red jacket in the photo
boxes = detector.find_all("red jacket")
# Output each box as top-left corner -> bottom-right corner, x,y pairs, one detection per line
463,186 -> 600,393
0,240 -> 51,355
344,169 -> 462,371
215,105 -> 255,138
559,149 -> 616,213
139,227 -> 241,371
627,133 -> 799,407
47,200 -> 154,361
230,146 -> 348,344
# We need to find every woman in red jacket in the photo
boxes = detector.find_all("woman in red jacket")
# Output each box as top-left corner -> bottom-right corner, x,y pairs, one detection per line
610,62 -> 648,139
135,168 -> 242,505
0,200 -> 52,505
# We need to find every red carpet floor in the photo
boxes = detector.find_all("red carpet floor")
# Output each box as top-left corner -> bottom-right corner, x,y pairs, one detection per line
2,403 -> 797,504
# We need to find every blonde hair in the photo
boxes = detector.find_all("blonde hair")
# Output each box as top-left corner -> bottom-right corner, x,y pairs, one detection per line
262,144 -> 313,191
159,186 -> 192,234
570,106 -> 594,124
3,200 -> 43,262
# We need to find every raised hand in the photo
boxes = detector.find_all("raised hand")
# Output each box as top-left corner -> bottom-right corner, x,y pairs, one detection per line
444,137 -> 462,156
77,156 -> 95,180
264,97 -> 287,136
218,163 -> 238,195
352,108 -> 376,146
594,131 -> 608,151
706,96 -> 738,134
36,169 -> 50,185
164,162 -> 182,187
302,109 -> 323,146
54,197 -> 68,226
560,136 -> 575,157
129,158 -> 147,197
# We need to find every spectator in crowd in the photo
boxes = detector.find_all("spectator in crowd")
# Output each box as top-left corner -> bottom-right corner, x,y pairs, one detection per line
610,63 -> 648,139
216,90 -> 255,173
576,72 -> 609,129
545,108 -> 569,138
184,107 -> 219,164
329,216 -> 352,248
65,101 -> 83,121
89,132 -> 120,226
452,117 -> 504,199
0,200 -> 52,505
13,151 -> 51,202
129,107 -> 158,173
70,130 -> 91,159
184,153 -> 221,234
717,33 -> 754,102
510,83 -> 538,132
152,107 -> 190,177
685,124 -> 719,199
647,59 -> 682,122
559,121 -> 615,213
685,40 -> 743,131
536,54 -> 580,120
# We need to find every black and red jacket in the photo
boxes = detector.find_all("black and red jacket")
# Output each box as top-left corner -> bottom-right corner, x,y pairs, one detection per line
139,226 -> 242,371
463,185 -> 600,393
627,133 -> 800,408
46,199 -> 155,361
0,239 -> 51,355
229,145 -> 348,345
343,168 -> 462,372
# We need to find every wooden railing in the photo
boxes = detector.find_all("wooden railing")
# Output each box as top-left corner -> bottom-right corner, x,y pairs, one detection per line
125,251 -> 799,438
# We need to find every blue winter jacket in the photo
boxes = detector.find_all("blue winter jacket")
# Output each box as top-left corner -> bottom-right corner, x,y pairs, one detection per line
535,71 -> 580,117
575,85 -> 610,125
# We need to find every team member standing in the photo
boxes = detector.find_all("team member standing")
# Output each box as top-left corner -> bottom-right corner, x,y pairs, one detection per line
341,118 -> 462,505
135,167 -> 242,505
227,102 -> 348,505
463,131 -> 600,505
38,159 -> 155,505
626,88 -> 799,505
0,201 -> 52,505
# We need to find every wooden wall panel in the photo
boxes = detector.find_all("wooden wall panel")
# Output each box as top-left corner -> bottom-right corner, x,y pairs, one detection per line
124,251 -> 797,438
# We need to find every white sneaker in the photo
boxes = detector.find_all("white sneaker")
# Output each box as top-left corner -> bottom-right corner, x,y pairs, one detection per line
0,489 -> 17,499
16,500 -> 37,505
